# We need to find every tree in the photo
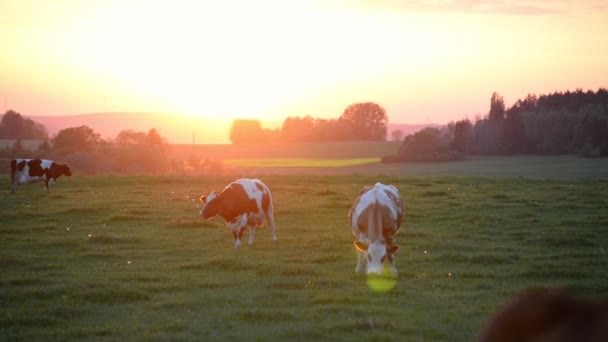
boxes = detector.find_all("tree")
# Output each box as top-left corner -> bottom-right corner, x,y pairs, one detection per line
229,119 -> 264,144
502,111 -> 526,154
116,129 -> 148,145
339,102 -> 388,141
452,119 -> 472,153
391,129 -> 404,142
0,110 -> 48,139
0,110 -> 25,138
399,127 -> 441,157
52,125 -> 101,154
281,116 -> 315,142
385,127 -> 464,162
489,92 -> 506,122
147,128 -> 164,146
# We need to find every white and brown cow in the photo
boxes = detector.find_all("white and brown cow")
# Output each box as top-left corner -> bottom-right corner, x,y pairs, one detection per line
349,182 -> 404,276
199,178 -> 277,248
10,159 -> 72,194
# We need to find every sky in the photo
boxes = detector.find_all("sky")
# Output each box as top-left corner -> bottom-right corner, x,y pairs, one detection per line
1,0 -> 607,129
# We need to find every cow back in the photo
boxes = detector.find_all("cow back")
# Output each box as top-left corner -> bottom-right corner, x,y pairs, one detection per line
350,183 -> 404,240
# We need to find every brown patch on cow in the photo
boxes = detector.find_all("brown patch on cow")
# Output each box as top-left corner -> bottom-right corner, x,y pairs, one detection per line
27,159 -> 44,177
255,182 -> 264,192
215,183 -> 259,223
261,191 -> 270,213
479,288 -> 608,342
17,160 -> 26,172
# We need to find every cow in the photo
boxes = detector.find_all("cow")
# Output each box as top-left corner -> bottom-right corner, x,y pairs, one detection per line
199,178 -> 277,248
349,182 -> 404,276
10,159 -> 72,194
479,287 -> 608,342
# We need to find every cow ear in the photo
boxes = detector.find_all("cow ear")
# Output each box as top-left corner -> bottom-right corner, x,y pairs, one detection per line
388,244 -> 400,254
354,241 -> 368,253
358,186 -> 371,196
200,196 -> 206,203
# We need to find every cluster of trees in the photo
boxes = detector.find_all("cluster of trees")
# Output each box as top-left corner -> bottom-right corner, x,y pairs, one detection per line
229,102 -> 388,143
0,110 -> 179,174
0,110 -> 48,140
386,88 -> 608,162
2,87 -> 606,170
446,89 -> 608,157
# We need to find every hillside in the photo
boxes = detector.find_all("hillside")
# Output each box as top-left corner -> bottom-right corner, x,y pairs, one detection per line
27,112 -> 437,144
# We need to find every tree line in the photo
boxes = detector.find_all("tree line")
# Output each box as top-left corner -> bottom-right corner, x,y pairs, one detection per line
229,102 -> 389,143
0,111 -> 179,174
386,88 -> 608,162
2,88 -> 606,171
450,88 -> 608,157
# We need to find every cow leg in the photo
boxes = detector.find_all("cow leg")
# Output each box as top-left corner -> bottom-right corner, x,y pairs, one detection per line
356,250 -> 365,274
234,226 -> 247,248
389,255 -> 398,276
45,179 -> 50,193
265,209 -> 278,241
10,181 -> 18,194
248,226 -> 256,245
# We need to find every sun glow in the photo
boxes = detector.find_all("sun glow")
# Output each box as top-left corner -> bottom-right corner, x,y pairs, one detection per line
2,0 -> 607,131
73,1 -> 392,121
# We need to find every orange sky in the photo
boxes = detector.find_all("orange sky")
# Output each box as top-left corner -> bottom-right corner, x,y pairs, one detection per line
1,0 -> 607,132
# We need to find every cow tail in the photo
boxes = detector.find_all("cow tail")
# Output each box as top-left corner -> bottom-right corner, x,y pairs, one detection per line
10,160 -> 16,186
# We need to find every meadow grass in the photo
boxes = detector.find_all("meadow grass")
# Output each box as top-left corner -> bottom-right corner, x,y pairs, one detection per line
1,171 -> 607,340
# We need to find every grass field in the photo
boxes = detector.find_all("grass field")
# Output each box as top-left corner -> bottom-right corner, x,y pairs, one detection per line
1,161 -> 608,340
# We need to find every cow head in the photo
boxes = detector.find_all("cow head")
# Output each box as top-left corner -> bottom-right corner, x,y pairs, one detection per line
62,164 -> 72,177
355,240 -> 400,275
199,192 -> 222,219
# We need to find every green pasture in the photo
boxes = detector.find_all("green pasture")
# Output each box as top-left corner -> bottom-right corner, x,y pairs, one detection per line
1,172 -> 608,340
223,158 -> 380,168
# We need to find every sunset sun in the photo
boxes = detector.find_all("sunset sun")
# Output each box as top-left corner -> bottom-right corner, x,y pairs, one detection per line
1,0 -> 606,142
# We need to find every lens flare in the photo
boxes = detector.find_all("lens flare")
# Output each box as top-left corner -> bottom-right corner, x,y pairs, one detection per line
366,264 -> 397,292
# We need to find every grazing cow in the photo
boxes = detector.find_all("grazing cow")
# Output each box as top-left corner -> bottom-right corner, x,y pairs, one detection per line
349,182 -> 404,276
479,288 -> 608,342
199,178 -> 277,248
10,159 -> 72,194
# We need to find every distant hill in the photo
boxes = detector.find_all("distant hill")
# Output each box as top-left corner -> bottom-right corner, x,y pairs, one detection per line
27,112 -> 438,144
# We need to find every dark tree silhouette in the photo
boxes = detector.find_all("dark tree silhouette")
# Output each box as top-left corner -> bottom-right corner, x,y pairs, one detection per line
339,102 -> 388,141
489,92 -> 506,122
452,119 -> 472,153
0,110 -> 48,140
52,125 -> 101,154
502,111 -> 526,154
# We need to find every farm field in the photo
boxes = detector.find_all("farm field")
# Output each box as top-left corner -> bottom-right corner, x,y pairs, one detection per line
1,162 -> 608,340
